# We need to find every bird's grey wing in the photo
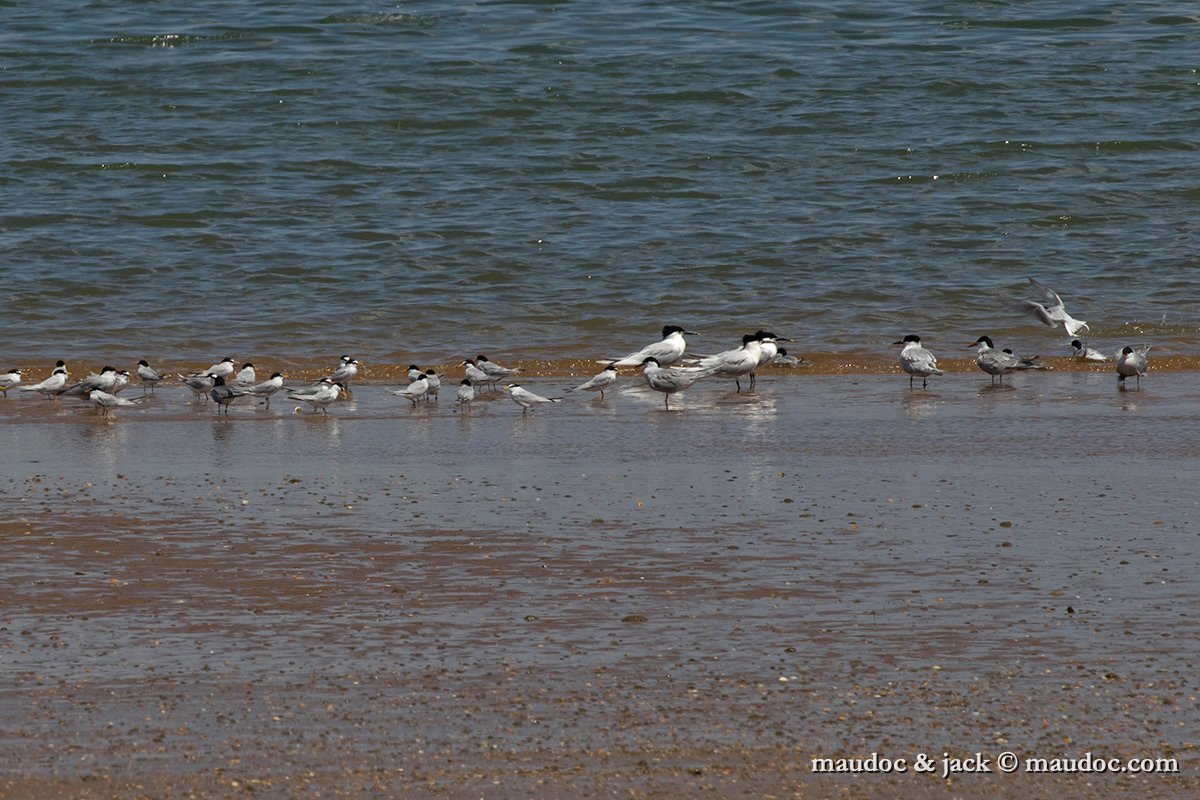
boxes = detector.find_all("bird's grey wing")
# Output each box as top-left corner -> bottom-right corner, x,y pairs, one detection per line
1026,278 -> 1065,310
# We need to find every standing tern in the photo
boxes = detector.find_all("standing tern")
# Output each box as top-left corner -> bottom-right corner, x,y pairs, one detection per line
88,389 -> 142,417
894,335 -> 943,389
462,359 -> 498,392
1116,345 -> 1149,388
136,359 -> 168,392
288,378 -> 343,414
1018,277 -> 1089,338
423,369 -> 441,401
393,374 -> 429,406
210,374 -> 251,414
110,370 -> 131,394
505,384 -> 560,414
566,365 -> 618,399
641,356 -> 716,409
406,364 -> 425,382
242,372 -> 285,408
1070,339 -> 1107,362
476,355 -> 522,379
456,379 -> 475,410
0,369 -> 21,396
17,362 -> 68,399
327,356 -> 360,394
604,325 -> 699,368
691,333 -> 764,393
968,336 -> 1044,384
179,373 -> 215,402
749,330 -> 792,389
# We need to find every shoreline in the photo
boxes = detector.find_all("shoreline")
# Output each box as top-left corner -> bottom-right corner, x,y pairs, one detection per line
0,350 -> 1193,388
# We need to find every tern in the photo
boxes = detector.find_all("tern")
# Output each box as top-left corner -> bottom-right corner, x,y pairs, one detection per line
393,375 -> 429,406
1070,339 -> 1107,362
505,384 -> 560,414
242,372 -> 285,408
691,333 -> 764,393
1018,277 -> 1089,338
423,369 -> 441,402
406,364 -> 425,382
60,366 -> 119,397
476,355 -> 521,379
604,325 -> 698,368
234,362 -> 256,385
288,378 -> 343,414
894,335 -> 942,389
210,374 -> 251,414
462,359 -> 498,392
136,359 -> 168,392
772,349 -> 804,367
456,378 -> 475,410
968,336 -> 1044,384
1116,345 -> 1149,388
0,368 -> 21,396
566,365 -> 617,399
641,356 -> 715,409
192,357 -> 236,379
177,374 -> 216,402
110,370 -> 131,394
17,363 -> 69,399
327,356 -> 360,393
88,389 -> 141,417
180,372 -> 215,402
749,330 -> 792,389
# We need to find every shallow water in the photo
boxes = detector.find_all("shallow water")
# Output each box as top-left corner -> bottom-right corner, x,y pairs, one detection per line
3,372 -> 1197,684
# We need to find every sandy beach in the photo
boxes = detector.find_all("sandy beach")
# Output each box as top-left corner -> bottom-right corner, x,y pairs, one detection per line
1,366 -> 1197,798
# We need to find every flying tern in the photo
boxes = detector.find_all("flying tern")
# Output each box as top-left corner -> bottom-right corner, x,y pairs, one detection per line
1018,277 -> 1089,338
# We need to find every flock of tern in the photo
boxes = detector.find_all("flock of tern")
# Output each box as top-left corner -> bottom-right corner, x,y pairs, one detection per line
0,278 -> 1158,416
896,277 -> 1150,390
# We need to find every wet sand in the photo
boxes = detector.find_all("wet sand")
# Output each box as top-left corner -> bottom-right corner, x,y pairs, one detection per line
1,366 -> 1197,798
